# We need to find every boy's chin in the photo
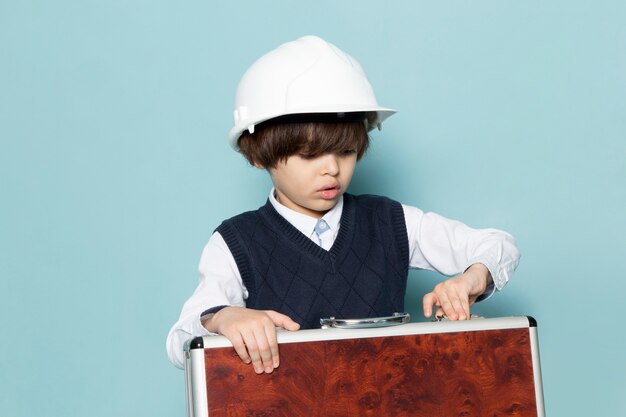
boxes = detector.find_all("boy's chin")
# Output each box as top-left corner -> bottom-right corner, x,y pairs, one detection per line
316,194 -> 341,206
296,199 -> 339,218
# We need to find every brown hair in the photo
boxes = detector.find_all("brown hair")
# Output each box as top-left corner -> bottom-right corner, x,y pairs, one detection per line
237,113 -> 371,168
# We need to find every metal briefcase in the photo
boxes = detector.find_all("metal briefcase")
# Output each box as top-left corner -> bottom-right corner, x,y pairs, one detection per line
184,315 -> 545,417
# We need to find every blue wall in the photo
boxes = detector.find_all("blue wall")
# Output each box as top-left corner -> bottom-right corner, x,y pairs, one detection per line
1,1 -> 624,415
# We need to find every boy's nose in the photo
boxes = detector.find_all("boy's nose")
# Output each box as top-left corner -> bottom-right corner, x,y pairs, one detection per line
320,153 -> 340,176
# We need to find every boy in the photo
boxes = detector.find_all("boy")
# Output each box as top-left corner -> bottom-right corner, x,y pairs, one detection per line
166,36 -> 520,373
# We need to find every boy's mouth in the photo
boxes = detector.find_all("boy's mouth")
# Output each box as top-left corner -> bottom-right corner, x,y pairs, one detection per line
318,184 -> 339,199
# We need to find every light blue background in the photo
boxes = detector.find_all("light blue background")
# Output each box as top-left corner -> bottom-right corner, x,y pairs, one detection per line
1,1 -> 624,416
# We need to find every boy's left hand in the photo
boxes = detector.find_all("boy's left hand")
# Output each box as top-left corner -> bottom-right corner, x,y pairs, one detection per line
422,263 -> 492,321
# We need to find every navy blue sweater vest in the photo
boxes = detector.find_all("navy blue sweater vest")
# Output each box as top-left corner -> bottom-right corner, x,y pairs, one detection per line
216,194 -> 409,329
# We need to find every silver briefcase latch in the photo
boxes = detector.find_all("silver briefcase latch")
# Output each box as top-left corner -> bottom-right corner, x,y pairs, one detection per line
320,312 -> 410,329
433,313 -> 484,322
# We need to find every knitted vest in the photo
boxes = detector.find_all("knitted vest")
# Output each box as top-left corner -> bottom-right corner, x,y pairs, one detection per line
216,194 -> 409,329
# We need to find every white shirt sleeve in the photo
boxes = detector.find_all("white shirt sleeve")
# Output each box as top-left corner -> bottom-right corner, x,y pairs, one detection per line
165,232 -> 247,369
402,204 -> 520,299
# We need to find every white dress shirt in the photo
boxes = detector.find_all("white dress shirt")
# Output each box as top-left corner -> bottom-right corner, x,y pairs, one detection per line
166,190 -> 520,368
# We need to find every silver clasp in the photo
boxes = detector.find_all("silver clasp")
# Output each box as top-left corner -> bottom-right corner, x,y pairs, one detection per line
320,312 -> 410,329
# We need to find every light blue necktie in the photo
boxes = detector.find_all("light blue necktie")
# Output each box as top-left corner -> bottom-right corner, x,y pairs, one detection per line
314,219 -> 330,248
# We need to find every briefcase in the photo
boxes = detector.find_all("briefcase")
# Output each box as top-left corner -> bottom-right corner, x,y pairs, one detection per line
183,315 -> 545,417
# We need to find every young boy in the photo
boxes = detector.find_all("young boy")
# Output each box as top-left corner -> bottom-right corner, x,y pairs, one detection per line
166,36 -> 520,373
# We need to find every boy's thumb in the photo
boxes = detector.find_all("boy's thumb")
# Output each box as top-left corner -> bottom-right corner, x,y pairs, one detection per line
265,310 -> 301,331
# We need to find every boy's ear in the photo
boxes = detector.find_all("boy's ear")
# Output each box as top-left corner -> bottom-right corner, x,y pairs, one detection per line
252,161 -> 265,169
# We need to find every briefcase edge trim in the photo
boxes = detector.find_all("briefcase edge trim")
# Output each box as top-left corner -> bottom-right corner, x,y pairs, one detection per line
196,315 -> 536,349
185,344 -> 208,417
530,326 -> 546,417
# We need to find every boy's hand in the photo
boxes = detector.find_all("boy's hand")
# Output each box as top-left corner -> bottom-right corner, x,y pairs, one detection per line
422,263 -> 492,321
203,306 -> 300,374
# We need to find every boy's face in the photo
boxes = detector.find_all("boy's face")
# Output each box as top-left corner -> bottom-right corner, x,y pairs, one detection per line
268,151 -> 357,219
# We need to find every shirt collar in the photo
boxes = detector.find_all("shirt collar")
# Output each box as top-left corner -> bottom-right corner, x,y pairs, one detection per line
269,188 -> 343,238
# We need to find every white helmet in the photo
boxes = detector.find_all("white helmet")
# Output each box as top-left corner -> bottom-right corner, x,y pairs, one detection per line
228,35 -> 396,148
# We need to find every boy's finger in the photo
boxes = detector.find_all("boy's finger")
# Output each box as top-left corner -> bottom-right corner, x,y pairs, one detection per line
252,327 -> 275,374
460,296 -> 471,320
449,287 -> 471,320
228,332 -> 251,365
422,292 -> 437,317
437,291 -> 456,320
265,310 -> 300,331
242,335 -> 264,374
447,290 -> 466,320
263,324 -> 280,368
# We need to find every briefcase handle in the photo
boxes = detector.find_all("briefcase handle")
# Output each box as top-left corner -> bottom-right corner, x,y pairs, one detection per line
319,312 -> 410,329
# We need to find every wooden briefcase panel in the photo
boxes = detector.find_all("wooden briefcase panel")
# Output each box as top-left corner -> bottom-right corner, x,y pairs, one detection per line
184,316 -> 545,417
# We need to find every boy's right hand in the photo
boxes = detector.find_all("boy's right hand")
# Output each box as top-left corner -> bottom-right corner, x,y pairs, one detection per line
202,306 -> 300,374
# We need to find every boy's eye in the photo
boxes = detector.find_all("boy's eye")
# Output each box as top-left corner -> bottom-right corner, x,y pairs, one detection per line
341,149 -> 357,155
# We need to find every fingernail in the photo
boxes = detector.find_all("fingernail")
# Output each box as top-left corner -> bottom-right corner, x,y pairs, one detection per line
254,366 -> 263,374
265,366 -> 273,373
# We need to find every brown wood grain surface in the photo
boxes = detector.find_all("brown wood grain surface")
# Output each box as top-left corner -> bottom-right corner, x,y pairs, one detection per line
204,328 -> 538,417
